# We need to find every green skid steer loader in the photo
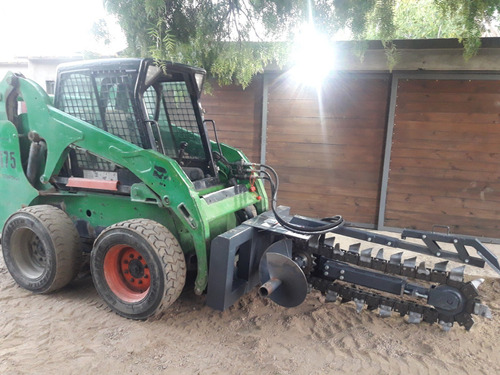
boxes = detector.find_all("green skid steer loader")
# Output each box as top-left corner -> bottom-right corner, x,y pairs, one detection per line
0,58 -> 498,330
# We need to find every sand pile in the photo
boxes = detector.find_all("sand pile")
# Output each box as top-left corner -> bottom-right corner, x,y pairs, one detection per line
0,248 -> 499,375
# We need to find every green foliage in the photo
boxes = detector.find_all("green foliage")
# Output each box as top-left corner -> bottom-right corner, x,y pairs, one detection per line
365,0 -> 500,60
436,0 -> 500,58
92,19 -> 111,45
102,0 -> 500,86
388,0 -> 462,39
104,0 -> 294,88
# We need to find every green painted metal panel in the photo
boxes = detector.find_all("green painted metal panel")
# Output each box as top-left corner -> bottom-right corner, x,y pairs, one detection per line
0,120 -> 39,226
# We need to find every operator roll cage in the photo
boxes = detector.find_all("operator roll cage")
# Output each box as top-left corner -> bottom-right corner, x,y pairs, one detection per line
54,58 -> 217,179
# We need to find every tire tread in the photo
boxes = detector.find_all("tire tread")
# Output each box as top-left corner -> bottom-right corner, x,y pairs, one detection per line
4,205 -> 81,293
96,219 -> 186,317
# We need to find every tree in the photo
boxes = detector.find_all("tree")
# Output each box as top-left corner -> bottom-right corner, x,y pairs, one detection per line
365,0 -> 500,59
102,0 -> 500,87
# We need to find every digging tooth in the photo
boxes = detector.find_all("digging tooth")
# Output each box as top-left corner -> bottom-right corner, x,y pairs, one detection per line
403,256 -> 417,268
324,237 -> 335,247
474,303 -> 492,319
360,248 -> 373,263
387,252 -> 403,273
333,243 -> 342,256
371,248 -> 387,272
345,243 -> 361,263
432,261 -> 449,272
407,311 -> 423,324
325,290 -> 338,303
430,261 -> 449,284
439,320 -> 453,332
311,223 -> 492,332
354,298 -> 365,313
376,248 -> 385,260
333,243 -> 344,256
449,265 -> 466,282
471,278 -> 485,290
417,261 -> 430,276
389,252 -> 403,265
349,243 -> 361,253
311,272 -> 480,332
379,305 -> 392,318
401,256 -> 417,277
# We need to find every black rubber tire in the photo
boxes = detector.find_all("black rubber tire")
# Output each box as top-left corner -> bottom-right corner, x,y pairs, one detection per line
1,205 -> 82,293
90,219 -> 186,320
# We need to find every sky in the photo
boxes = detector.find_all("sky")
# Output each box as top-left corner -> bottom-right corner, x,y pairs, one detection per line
0,0 -> 126,59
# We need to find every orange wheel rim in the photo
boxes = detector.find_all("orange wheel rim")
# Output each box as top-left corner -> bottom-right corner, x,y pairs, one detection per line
103,244 -> 151,303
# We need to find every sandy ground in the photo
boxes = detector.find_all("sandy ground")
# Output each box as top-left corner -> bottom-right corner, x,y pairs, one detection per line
1,238 -> 499,375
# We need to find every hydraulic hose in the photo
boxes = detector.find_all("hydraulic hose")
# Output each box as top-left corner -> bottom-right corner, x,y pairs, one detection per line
241,162 -> 344,235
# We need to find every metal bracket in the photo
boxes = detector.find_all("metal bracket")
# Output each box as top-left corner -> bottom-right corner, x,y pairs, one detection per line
402,229 -> 500,274
206,225 -> 273,310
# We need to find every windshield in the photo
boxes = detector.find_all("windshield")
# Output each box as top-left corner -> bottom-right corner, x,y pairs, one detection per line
143,81 -> 206,162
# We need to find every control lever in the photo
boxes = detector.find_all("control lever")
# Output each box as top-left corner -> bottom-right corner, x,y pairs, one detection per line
178,141 -> 188,165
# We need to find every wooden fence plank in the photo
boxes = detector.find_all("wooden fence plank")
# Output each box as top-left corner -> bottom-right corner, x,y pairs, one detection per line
267,75 -> 390,224
202,77 -> 263,162
385,78 -> 500,238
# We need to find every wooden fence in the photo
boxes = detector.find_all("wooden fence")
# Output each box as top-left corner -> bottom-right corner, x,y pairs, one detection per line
202,72 -> 500,238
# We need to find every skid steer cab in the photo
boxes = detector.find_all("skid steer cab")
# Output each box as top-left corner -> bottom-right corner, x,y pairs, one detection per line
1,58 -> 499,330
0,58 -> 267,319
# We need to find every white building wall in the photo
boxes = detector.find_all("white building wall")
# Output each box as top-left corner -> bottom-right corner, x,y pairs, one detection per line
0,61 -> 29,81
28,58 -> 83,89
0,57 -> 82,93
